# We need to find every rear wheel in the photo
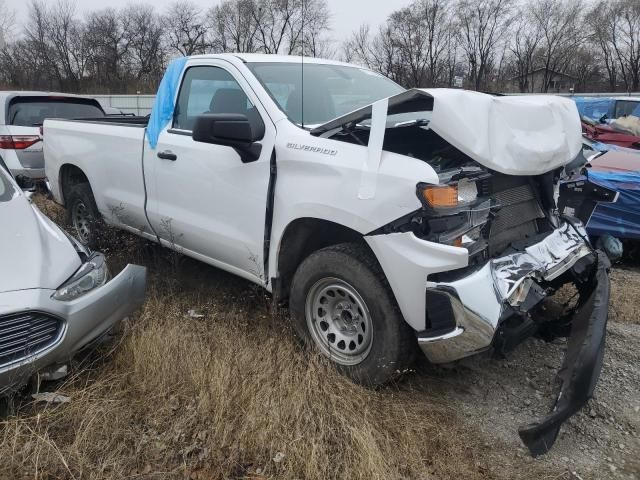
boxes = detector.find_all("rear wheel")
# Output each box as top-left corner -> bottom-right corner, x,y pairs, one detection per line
289,243 -> 416,386
65,183 -> 102,249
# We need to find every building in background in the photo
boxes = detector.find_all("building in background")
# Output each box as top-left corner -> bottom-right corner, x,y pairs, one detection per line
507,69 -> 577,94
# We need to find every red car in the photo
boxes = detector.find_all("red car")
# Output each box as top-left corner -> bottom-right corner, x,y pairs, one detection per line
582,120 -> 640,150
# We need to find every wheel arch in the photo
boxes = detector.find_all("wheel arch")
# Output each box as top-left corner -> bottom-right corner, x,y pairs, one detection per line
59,164 -> 90,205
273,217 -> 368,302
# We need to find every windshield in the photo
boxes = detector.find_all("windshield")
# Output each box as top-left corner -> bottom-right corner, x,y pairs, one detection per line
7,98 -> 104,126
247,62 -> 404,127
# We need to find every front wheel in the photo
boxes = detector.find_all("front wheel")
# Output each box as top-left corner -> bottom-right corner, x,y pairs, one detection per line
289,243 -> 416,386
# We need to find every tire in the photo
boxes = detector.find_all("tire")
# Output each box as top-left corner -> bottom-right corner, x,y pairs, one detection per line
289,243 -> 416,386
65,182 -> 102,249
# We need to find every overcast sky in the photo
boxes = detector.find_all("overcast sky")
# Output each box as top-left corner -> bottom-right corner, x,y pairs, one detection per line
10,0 -> 414,42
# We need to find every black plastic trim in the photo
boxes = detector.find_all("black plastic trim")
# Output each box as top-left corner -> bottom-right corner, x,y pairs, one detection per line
263,149 -> 277,285
518,252 -> 610,456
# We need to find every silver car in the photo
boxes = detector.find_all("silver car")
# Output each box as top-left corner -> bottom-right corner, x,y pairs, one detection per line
0,166 -> 146,395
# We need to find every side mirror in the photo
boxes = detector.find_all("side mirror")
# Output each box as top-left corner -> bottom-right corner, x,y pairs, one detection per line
192,113 -> 265,163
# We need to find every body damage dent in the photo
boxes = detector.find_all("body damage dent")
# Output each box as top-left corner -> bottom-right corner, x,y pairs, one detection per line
492,223 -> 592,307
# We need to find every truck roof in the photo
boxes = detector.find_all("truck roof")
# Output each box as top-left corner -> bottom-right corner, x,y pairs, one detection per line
188,53 -> 359,69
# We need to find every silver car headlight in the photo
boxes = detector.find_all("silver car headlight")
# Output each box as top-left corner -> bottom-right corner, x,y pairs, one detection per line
52,253 -> 109,301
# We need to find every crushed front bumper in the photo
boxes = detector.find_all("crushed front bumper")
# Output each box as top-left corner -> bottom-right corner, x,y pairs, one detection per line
417,222 -> 594,363
367,220 -> 610,455
518,252 -> 609,456
0,264 -> 147,395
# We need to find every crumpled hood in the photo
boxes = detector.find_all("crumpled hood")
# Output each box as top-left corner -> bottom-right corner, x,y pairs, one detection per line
423,88 -> 583,175
312,88 -> 583,176
0,194 -> 80,293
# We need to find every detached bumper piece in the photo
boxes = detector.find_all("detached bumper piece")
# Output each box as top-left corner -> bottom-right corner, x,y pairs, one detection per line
518,252 -> 610,456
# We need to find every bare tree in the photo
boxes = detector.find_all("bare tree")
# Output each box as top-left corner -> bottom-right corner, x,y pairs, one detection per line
208,0 -> 259,53
388,6 -> 430,87
609,0 -> 640,91
251,0 -> 298,54
298,0 -> 332,57
456,0 -> 513,91
342,24 -> 374,67
0,0 -> 16,49
568,45 -> 601,92
508,13 -> 542,92
1,0 -> 638,94
47,0 -> 90,91
529,0 -> 583,92
586,3 -> 619,91
121,4 -> 165,88
163,1 -> 209,56
22,0 -> 56,86
369,25 -> 404,84
419,0 -> 451,86
250,0 -> 330,55
85,8 -> 130,92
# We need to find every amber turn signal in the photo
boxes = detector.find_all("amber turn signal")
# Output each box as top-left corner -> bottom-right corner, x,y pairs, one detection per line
422,185 -> 458,208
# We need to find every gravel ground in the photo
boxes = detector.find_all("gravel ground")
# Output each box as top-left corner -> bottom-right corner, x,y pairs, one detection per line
410,269 -> 640,480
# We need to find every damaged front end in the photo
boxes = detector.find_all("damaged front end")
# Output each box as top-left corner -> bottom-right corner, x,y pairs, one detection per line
418,216 -> 609,456
518,251 -> 610,456
317,89 -> 613,455
406,171 -> 610,457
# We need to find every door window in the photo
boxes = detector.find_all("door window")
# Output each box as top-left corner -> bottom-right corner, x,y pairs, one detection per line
173,66 -> 257,131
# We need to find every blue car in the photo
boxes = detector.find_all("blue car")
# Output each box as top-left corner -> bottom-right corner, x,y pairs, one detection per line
573,96 -> 640,122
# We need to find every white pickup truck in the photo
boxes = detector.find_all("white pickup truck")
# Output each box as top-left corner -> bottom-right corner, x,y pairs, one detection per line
44,54 -> 611,455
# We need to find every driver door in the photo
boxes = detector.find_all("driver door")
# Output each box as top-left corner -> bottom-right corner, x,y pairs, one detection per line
144,60 -> 275,283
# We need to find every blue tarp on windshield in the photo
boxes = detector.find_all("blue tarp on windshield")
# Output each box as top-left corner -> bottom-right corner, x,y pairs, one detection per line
572,97 -> 615,121
587,169 -> 640,240
146,57 -> 188,149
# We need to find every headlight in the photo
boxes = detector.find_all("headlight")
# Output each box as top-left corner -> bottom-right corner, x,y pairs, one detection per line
417,175 -> 492,255
52,253 -> 109,301
420,178 -> 478,209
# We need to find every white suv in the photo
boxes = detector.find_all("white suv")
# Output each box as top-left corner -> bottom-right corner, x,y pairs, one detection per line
0,92 -> 104,186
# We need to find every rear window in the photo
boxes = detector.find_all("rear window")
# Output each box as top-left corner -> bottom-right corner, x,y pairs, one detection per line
7,97 -> 104,126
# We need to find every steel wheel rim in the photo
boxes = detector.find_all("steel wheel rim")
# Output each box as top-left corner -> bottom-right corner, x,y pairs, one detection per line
305,277 -> 373,366
71,200 -> 92,244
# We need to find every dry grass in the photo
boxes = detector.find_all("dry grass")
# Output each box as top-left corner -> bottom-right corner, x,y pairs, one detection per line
3,195 -> 482,480
0,252 -> 492,480
0,195 -> 573,479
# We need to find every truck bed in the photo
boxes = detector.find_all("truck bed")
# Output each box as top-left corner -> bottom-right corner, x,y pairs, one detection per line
44,118 -> 149,231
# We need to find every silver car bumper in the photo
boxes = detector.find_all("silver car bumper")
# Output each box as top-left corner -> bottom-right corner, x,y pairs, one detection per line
0,264 -> 146,394
418,222 -> 592,363
9,167 -> 45,180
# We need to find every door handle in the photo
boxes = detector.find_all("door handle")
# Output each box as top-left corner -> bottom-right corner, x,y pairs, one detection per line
157,150 -> 177,161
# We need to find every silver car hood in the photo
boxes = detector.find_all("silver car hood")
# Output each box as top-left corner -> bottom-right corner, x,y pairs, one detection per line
0,193 -> 80,293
